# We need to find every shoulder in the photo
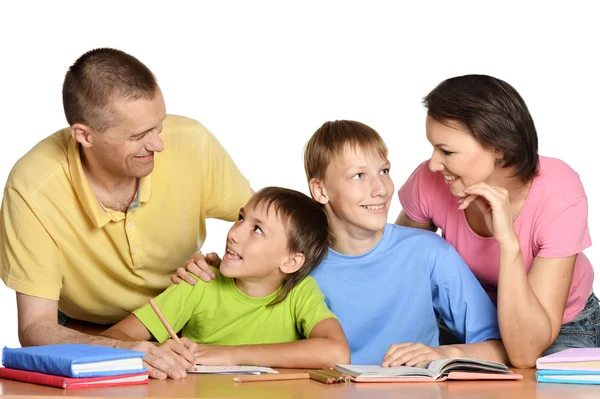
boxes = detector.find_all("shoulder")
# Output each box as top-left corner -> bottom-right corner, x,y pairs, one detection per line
398,160 -> 450,219
384,224 -> 457,265
159,115 -> 230,162
535,156 -> 586,201
292,276 -> 320,292
386,223 -> 447,247
287,276 -> 322,299
161,115 -> 213,143
403,160 -> 446,187
6,128 -> 71,195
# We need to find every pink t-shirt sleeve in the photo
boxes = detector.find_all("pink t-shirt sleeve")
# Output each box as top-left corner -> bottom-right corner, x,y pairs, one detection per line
536,196 -> 592,258
398,161 -> 437,224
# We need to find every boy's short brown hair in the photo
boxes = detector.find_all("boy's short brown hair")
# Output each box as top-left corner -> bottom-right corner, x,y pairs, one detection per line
246,187 -> 329,306
303,120 -> 388,181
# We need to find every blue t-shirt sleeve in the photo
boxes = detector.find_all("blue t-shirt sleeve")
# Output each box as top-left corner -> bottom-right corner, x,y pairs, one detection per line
429,239 -> 501,343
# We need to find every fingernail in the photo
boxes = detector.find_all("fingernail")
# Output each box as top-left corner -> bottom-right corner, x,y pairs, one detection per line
172,371 -> 182,379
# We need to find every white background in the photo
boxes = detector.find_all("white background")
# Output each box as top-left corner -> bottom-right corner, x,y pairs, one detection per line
1,1 -> 598,352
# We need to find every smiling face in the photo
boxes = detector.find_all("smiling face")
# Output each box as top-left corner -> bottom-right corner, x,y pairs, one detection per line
318,144 -> 394,237
87,89 -> 167,179
426,116 -> 498,195
220,202 -> 292,282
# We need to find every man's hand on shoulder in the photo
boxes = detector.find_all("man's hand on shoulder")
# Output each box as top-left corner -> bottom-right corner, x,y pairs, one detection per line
170,252 -> 221,285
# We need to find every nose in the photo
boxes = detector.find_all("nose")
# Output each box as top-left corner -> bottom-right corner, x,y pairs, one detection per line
146,131 -> 165,153
227,223 -> 241,244
428,150 -> 445,172
371,175 -> 389,197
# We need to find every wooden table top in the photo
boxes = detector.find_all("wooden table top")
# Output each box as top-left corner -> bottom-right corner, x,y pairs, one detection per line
1,368 -> 598,399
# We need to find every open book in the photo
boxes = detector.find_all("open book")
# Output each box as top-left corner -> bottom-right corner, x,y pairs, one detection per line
334,358 -> 522,383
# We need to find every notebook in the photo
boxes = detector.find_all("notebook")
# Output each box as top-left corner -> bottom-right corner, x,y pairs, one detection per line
188,366 -> 278,375
536,369 -> 600,385
536,348 -> 600,371
1,344 -> 146,378
334,358 -> 523,383
0,367 -> 149,389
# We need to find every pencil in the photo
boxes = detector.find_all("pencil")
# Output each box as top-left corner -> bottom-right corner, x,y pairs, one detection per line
325,368 -> 351,383
233,373 -> 310,383
319,368 -> 349,382
149,298 -> 182,344
308,370 -> 335,384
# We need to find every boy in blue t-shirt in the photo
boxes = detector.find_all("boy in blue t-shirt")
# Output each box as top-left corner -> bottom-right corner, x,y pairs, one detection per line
302,120 -> 507,365
179,121 -> 507,366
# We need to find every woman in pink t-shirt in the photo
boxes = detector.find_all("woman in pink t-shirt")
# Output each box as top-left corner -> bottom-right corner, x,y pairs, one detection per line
396,75 -> 598,368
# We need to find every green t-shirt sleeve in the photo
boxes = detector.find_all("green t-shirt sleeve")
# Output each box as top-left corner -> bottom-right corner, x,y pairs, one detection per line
133,275 -> 205,343
291,276 -> 337,338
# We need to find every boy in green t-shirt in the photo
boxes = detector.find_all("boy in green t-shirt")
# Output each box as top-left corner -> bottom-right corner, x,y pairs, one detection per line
103,187 -> 349,379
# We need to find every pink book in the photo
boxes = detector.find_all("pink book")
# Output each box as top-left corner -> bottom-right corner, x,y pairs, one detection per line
0,367 -> 149,389
536,348 -> 600,371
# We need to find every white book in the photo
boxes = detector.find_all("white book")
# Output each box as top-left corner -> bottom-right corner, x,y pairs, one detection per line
187,365 -> 278,375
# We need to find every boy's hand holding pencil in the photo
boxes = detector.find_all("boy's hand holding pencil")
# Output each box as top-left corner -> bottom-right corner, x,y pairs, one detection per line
134,299 -> 198,378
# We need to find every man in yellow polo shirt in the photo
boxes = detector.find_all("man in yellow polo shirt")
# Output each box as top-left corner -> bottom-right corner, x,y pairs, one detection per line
0,48 -> 252,378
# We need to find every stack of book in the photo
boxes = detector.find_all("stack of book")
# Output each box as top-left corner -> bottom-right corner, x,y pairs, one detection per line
536,348 -> 600,385
0,344 -> 149,389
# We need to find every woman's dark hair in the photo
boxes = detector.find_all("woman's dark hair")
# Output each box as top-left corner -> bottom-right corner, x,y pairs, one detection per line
424,74 -> 539,182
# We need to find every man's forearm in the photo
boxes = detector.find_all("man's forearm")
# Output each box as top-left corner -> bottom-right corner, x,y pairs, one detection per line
20,318 -> 132,349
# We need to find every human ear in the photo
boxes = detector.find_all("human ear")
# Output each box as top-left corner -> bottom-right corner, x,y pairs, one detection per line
309,178 -> 329,205
71,123 -> 94,148
280,253 -> 305,275
493,148 -> 505,161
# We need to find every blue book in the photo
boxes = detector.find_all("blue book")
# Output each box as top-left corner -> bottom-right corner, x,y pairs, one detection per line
2,344 -> 146,378
536,369 -> 600,385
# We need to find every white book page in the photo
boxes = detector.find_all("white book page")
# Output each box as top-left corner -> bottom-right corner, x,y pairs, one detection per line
335,364 -> 434,378
187,366 -> 278,374
71,358 -> 144,374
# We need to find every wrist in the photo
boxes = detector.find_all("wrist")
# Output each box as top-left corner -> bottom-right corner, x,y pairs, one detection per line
112,339 -> 133,350
498,234 -> 520,255
126,340 -> 155,353
439,345 -> 464,359
229,345 -> 243,365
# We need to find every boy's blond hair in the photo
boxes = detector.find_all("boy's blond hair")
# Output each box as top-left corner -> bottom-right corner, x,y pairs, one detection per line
303,120 -> 389,181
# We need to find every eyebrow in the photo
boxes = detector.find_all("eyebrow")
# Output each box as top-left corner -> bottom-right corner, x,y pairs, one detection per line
239,207 -> 271,233
352,161 -> 391,169
134,114 -> 167,136
434,143 -> 452,149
